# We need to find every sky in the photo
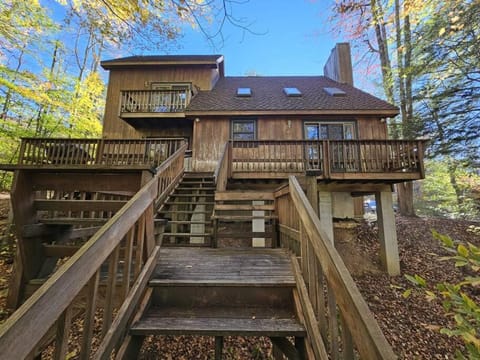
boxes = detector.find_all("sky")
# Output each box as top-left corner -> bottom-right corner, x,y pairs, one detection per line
170,0 -> 339,77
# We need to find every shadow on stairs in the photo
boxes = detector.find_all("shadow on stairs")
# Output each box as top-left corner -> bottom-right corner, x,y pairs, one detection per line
122,248 -> 306,359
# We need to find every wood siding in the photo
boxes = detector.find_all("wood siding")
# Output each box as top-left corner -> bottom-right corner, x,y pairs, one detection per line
357,117 -> 388,139
103,67 -> 219,139
192,116 -> 389,171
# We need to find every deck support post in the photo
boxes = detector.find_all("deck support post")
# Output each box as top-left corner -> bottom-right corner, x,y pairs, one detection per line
295,336 -> 306,359
305,176 -> 319,216
375,190 -> 400,276
318,191 -> 334,244
215,336 -> 223,360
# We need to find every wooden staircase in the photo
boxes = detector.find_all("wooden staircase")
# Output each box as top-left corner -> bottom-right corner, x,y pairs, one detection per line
9,170 -> 145,303
126,247 -> 306,358
158,172 -> 215,246
212,190 -> 278,248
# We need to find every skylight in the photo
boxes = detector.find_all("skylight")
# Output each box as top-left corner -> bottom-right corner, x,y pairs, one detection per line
283,87 -> 302,97
236,87 -> 252,97
323,87 -> 346,97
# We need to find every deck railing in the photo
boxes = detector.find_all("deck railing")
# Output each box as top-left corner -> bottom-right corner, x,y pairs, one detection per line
213,142 -> 231,191
0,144 -> 187,360
275,177 -> 396,359
17,137 -> 186,167
230,139 -> 425,178
120,89 -> 191,114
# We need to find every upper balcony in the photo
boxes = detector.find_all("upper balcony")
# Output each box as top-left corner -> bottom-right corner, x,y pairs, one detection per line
119,88 -> 191,119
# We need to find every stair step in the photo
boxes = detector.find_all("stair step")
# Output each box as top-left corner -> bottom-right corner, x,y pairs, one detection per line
165,201 -> 215,205
169,194 -> 214,197
175,187 -> 216,191
158,210 -> 212,214
167,220 -> 211,225
212,215 -> 278,221
179,181 -> 215,185
162,233 -> 212,237
130,306 -> 305,337
151,248 -> 295,287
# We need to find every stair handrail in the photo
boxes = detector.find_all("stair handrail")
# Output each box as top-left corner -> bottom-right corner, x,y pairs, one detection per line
213,141 -> 231,191
275,176 -> 396,359
0,143 -> 187,360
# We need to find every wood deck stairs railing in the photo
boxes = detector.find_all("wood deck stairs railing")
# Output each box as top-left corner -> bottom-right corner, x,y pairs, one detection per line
157,172 -> 215,246
0,141 -> 397,359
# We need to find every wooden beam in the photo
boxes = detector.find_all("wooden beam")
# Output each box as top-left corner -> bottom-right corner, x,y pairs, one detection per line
34,200 -> 127,212
317,183 -> 392,193
31,172 -> 141,192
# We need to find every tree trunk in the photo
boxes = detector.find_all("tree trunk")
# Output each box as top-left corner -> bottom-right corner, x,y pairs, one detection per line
397,182 -> 415,216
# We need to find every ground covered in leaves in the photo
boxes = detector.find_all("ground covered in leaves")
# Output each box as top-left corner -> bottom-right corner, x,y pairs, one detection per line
0,193 -> 479,358
338,216 -> 480,359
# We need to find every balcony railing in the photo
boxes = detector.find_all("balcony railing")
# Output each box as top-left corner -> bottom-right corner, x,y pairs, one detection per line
229,139 -> 426,180
120,89 -> 191,115
15,137 -> 186,168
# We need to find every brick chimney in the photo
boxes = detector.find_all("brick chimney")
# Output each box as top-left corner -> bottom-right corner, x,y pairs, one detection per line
323,43 -> 354,86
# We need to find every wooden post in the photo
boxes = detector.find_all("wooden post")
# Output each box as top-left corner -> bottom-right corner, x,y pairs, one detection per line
227,141 -> 233,178
305,176 -> 318,216
375,191 -> 400,276
215,336 -> 223,360
318,191 -> 334,244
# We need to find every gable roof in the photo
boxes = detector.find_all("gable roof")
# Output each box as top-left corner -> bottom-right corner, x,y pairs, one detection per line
186,76 -> 398,116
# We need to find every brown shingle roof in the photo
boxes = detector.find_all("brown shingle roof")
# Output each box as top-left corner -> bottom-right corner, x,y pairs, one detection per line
186,76 -> 398,115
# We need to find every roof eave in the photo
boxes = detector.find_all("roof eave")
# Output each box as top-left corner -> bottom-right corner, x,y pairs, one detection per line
101,56 -> 224,70
185,109 -> 400,117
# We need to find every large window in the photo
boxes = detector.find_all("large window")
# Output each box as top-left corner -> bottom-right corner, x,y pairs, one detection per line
231,119 -> 257,140
304,121 -> 356,140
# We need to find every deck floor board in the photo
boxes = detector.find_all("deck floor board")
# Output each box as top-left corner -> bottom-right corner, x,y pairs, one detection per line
151,248 -> 295,286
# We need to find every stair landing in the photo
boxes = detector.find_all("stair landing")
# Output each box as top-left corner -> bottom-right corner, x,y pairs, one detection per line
151,248 -> 295,286
130,248 -> 303,339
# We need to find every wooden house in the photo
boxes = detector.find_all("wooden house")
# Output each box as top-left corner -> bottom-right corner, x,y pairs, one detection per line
0,44 -> 424,359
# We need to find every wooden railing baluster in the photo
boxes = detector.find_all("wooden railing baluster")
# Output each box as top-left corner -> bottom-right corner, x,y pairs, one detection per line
53,306 -> 73,360
80,271 -> 100,360
274,176 -> 397,359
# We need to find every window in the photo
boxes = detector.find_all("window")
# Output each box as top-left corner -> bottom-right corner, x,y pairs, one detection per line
305,121 -> 358,172
231,119 -> 256,140
304,121 -> 355,140
283,87 -> 302,97
236,87 -> 252,97
323,87 -> 346,97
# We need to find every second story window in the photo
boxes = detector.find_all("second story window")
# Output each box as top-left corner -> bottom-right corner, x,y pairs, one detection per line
231,119 -> 256,140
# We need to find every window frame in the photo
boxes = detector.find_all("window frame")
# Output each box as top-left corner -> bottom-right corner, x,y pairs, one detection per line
230,118 -> 257,143
303,120 -> 357,140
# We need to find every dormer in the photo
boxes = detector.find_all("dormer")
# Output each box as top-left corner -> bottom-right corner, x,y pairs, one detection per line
101,55 -> 224,125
